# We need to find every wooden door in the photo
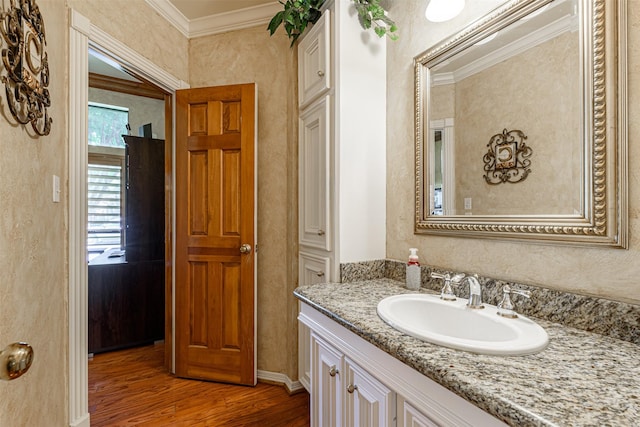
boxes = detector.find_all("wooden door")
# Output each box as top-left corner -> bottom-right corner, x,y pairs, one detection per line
175,84 -> 256,385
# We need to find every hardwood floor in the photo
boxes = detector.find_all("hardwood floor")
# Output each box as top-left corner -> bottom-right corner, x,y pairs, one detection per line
89,344 -> 310,426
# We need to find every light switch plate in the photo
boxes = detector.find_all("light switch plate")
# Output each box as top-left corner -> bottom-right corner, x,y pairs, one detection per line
53,175 -> 60,203
464,197 -> 472,210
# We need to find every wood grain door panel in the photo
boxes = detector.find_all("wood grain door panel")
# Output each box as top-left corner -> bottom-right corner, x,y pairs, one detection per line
176,84 -> 256,385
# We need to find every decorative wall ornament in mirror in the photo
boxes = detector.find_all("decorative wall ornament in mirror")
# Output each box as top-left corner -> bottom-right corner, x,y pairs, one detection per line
483,129 -> 531,185
0,0 -> 52,136
414,0 -> 627,247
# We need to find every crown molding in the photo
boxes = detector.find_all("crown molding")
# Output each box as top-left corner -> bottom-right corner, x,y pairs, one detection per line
190,3 -> 283,38
145,0 -> 281,39
145,0 -> 190,37
432,13 -> 578,86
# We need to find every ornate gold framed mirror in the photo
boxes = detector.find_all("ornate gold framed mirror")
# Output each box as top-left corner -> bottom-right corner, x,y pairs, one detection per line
414,0 -> 627,247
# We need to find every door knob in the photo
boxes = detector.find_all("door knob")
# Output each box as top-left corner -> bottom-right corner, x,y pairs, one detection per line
0,342 -> 34,381
239,243 -> 252,254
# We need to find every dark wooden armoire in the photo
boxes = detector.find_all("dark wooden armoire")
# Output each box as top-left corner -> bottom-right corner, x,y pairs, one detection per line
88,136 -> 165,354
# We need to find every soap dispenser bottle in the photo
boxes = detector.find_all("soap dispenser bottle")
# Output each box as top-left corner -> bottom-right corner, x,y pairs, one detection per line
406,248 -> 421,290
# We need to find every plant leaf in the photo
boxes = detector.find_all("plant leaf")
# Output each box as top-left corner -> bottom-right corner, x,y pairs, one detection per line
267,11 -> 285,35
266,0 -> 398,47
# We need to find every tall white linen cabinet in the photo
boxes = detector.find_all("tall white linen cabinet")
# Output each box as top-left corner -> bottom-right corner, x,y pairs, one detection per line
296,0 -> 387,401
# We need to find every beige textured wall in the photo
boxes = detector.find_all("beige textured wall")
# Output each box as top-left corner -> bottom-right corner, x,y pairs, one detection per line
387,1 -> 640,304
89,88 -> 166,139
0,0 -> 68,425
454,32 -> 580,215
0,1 -> 187,424
68,0 -> 189,83
188,26 -> 299,378
431,83 -> 455,119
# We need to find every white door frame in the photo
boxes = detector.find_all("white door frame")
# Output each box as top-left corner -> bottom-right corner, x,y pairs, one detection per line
429,118 -> 456,215
68,10 -> 187,426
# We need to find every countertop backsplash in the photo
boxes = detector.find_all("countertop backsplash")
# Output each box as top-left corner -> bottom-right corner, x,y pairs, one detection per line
340,260 -> 640,345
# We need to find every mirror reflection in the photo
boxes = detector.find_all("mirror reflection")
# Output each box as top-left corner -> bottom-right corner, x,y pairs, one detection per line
427,0 -> 580,216
414,0 -> 627,247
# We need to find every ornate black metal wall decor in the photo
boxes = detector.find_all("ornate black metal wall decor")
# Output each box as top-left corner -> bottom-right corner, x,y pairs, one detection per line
0,0 -> 52,136
483,129 -> 532,185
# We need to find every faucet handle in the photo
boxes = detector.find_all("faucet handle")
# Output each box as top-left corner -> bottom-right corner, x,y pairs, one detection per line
431,272 -> 457,301
497,285 -> 531,318
449,273 -> 465,284
430,272 -> 446,280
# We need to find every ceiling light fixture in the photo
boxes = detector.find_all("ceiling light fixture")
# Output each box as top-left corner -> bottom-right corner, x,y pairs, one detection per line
425,0 -> 465,23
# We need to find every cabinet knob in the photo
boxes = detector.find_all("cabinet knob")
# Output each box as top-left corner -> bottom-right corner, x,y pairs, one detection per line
329,366 -> 338,377
317,230 -> 325,236
317,70 -> 325,77
316,271 -> 325,278
347,384 -> 358,394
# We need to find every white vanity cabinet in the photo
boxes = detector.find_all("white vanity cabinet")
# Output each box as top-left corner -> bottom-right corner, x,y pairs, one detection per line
298,12 -> 330,108
299,97 -> 331,252
297,0 -> 387,393
300,302 -> 508,427
344,356 -> 395,426
311,332 -> 395,427
397,397 -> 439,427
311,333 -> 343,426
297,0 -> 386,283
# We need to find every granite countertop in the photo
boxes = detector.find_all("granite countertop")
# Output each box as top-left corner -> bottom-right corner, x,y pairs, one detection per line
294,279 -> 640,427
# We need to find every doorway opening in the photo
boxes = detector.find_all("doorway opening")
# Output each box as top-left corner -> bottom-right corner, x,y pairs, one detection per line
69,11 -> 183,425
86,50 -> 169,359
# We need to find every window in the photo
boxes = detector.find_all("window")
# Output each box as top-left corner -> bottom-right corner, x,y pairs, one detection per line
88,153 -> 125,256
88,102 -> 128,148
87,103 -> 129,259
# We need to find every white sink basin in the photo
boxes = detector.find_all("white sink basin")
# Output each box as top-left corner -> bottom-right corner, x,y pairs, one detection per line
377,293 -> 548,356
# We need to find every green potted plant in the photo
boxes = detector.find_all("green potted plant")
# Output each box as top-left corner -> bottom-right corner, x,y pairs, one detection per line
268,0 -> 397,47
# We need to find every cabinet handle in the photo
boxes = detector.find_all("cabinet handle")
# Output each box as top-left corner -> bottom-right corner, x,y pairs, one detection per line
329,366 -> 338,377
316,271 -> 325,278
347,384 -> 358,394
317,70 -> 325,77
317,230 -> 325,236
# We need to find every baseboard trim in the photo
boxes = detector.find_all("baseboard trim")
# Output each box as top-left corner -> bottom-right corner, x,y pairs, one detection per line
257,370 -> 305,394
69,413 -> 90,427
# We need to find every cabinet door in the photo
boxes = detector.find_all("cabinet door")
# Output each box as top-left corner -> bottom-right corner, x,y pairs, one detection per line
299,251 -> 331,286
397,396 -> 439,427
298,252 -> 330,393
311,333 -> 343,427
344,357 -> 395,427
299,97 -> 331,251
298,11 -> 330,107
123,135 -> 165,263
298,319 -> 311,392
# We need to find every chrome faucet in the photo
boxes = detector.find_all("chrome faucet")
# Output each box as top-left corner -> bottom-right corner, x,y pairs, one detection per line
461,274 -> 484,309
431,272 -> 483,308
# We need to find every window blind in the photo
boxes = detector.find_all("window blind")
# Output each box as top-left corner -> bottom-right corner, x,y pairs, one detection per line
88,159 -> 123,253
